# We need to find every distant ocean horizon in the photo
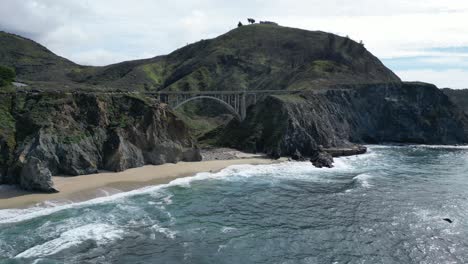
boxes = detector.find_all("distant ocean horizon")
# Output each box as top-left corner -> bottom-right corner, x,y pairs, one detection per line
1,145 -> 468,263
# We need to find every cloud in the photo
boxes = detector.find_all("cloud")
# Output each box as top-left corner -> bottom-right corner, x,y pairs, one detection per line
396,69 -> 468,89
0,0 -> 468,88
0,0 -> 91,39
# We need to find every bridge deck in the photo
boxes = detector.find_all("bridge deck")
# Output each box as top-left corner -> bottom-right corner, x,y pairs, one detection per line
150,90 -> 301,95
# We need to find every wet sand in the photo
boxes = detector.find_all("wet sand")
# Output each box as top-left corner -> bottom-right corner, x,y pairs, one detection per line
0,157 -> 283,209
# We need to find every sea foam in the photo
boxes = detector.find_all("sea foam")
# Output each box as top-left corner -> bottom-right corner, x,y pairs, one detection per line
15,224 -> 124,259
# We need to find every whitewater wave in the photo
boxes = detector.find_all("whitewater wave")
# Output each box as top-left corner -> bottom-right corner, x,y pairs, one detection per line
221,226 -> 237,233
15,224 -> 123,259
151,224 -> 177,239
353,173 -> 373,188
368,144 -> 468,150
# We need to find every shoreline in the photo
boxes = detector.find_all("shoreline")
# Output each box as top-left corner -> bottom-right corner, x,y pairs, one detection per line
0,157 -> 284,210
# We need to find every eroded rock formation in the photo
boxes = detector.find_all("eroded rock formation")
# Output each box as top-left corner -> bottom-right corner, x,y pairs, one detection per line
0,93 -> 201,192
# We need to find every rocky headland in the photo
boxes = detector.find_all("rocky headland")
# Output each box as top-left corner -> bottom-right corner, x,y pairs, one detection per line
215,82 -> 468,160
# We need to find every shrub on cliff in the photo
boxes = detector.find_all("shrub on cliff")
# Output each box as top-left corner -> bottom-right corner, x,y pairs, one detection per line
0,65 -> 15,87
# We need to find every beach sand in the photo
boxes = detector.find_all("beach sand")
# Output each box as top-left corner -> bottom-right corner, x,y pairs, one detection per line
0,157 -> 283,209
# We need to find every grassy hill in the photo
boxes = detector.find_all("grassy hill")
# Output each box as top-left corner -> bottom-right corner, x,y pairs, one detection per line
158,24 -> 400,91
73,24 -> 400,91
0,24 -> 400,91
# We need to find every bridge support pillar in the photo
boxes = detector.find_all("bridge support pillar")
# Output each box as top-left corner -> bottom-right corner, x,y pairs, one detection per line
240,92 -> 246,120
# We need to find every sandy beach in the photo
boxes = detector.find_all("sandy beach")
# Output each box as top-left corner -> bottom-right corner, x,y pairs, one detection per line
0,156 -> 282,209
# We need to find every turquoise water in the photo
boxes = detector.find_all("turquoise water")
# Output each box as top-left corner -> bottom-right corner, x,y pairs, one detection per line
1,145 -> 468,263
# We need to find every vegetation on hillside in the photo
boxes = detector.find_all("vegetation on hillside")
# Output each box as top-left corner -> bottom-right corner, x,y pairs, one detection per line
0,65 -> 15,87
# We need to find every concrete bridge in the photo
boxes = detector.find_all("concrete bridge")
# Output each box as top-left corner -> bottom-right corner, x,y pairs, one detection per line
153,90 -> 299,120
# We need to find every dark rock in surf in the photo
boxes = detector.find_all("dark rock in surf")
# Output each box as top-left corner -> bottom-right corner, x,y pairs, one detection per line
291,149 -> 306,161
310,151 -> 334,168
324,146 -> 368,157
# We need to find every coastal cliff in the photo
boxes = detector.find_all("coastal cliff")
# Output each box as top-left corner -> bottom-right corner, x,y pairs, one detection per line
215,82 -> 468,157
0,93 -> 201,192
1,25 -> 468,191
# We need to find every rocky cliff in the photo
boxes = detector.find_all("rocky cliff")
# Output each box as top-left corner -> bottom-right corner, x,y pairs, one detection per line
216,82 -> 468,157
442,88 -> 468,115
0,93 -> 201,192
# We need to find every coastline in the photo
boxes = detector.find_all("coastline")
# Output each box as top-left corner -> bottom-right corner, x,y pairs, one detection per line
0,157 -> 283,210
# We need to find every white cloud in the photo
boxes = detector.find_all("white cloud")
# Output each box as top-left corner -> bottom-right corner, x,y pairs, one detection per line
396,69 -> 468,89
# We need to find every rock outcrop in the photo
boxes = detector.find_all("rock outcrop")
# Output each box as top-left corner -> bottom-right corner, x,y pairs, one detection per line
324,146 -> 367,157
0,93 -> 201,192
19,157 -> 57,193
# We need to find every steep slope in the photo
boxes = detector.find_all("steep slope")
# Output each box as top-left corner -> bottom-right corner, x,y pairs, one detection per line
0,93 -> 201,192
215,82 -> 468,157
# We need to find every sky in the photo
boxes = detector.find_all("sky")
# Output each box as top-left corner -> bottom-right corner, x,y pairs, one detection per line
1,0 -> 468,88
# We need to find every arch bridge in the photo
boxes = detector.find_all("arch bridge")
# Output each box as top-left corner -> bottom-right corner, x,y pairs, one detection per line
153,90 -> 299,120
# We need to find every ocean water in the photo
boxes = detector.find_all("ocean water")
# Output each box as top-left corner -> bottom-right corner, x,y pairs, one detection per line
1,145 -> 468,264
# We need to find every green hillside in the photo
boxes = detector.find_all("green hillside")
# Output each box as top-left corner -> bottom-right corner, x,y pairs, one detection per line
0,24 -> 400,91
0,31 -> 80,84
76,24 -> 400,91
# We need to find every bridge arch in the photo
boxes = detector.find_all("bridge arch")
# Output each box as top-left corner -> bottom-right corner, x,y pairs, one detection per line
173,96 -> 242,120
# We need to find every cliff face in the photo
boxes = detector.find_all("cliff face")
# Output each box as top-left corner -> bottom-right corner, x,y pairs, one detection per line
217,82 -> 468,157
0,93 -> 201,192
442,88 -> 468,115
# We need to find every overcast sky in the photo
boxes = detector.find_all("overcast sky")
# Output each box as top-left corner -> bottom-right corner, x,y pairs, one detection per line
1,0 -> 468,88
